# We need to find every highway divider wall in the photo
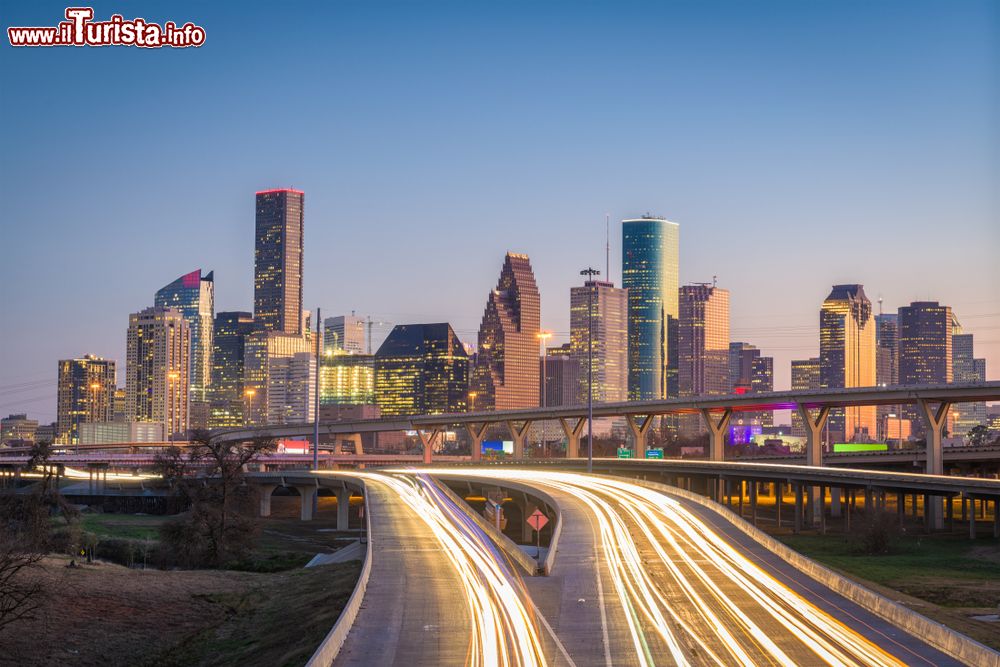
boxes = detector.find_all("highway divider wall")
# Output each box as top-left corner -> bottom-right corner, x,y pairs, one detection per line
628,476 -> 1000,667
305,481 -> 373,667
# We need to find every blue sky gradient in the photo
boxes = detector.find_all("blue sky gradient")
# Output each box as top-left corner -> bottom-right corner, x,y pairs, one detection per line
2,1 -> 998,421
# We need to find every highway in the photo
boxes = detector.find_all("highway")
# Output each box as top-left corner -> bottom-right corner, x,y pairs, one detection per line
421,469 -> 968,667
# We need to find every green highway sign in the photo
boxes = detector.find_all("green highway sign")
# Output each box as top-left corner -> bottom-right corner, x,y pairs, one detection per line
617,448 -> 633,459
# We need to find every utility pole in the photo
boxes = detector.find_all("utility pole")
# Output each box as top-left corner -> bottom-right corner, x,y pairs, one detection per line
580,267 -> 600,473
313,307 -> 321,473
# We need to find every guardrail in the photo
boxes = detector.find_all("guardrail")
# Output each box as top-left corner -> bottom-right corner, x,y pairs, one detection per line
629,476 -> 1000,667
305,480 -> 373,667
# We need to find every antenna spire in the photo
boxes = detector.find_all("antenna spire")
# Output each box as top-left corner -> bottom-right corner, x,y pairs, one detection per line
605,214 -> 610,283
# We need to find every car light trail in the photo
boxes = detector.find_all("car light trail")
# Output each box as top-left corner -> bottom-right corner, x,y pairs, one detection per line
348,472 -> 547,667
414,469 -> 909,667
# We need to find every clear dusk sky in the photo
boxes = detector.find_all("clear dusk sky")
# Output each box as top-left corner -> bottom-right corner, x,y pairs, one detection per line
1,0 -> 998,423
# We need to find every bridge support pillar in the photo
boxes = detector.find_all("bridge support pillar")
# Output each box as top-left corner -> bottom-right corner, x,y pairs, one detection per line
794,483 -> 803,533
258,484 -> 277,517
336,486 -> 351,530
625,414 -> 656,459
559,417 -> 586,459
830,487 -> 842,518
296,485 -> 318,521
506,421 -> 532,459
417,429 -> 440,465
796,404 -> 831,525
700,408 -> 733,462
917,399 -> 951,530
465,423 -> 488,463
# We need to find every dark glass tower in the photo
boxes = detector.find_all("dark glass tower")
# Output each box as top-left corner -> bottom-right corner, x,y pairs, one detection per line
254,189 -> 304,335
622,216 -> 679,401
155,269 -> 215,404
375,323 -> 469,416
210,311 -> 254,427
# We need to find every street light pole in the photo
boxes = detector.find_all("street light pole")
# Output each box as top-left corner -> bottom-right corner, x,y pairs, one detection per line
313,307 -> 321,473
580,267 -> 600,473
166,371 -> 180,445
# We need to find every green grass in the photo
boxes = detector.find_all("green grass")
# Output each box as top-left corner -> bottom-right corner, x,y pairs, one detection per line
79,513 -> 169,541
778,533 -> 1000,607
143,561 -> 363,667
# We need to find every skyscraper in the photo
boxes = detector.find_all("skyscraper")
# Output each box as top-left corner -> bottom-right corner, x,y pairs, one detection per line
539,344 -> 579,408
243,331 -> 313,426
898,301 -> 953,438
56,355 -> 115,444
622,216 -> 679,401
254,189 -> 304,335
154,269 -> 215,416
471,253 -> 541,410
952,332 -> 987,437
210,311 -> 254,428
677,284 -> 730,435
819,285 -> 877,442
790,357 -> 820,437
320,352 -> 375,406
125,307 -> 191,438
375,323 -> 469,416
729,342 -> 760,393
570,280 -> 628,404
875,313 -> 899,440
324,315 -> 367,355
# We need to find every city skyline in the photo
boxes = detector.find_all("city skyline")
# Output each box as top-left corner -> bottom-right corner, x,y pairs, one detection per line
3,1 -> 998,422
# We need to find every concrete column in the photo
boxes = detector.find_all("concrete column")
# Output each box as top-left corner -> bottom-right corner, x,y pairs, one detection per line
625,414 -> 656,458
750,482 -> 758,527
559,417 -> 586,459
776,482 -> 783,528
830,487 -> 842,518
794,483 -> 803,533
417,429 -> 439,465
994,499 -> 999,539
917,398 -> 951,530
297,485 -> 318,521
336,486 -> 351,530
968,497 -> 976,539
348,433 -> 364,456
795,404 -> 830,525
258,484 -> 278,517
464,423 -> 488,463
700,408 -> 733,461
505,421 -> 532,459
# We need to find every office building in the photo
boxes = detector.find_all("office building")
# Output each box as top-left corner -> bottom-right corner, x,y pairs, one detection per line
154,270 -> 214,413
320,352 -> 375,406
125,307 -> 191,438
540,344 -> 579,408
375,323 -> 469,416
952,332 -> 987,437
471,253 -> 541,410
898,301 -> 952,436
79,421 -> 163,445
56,355 -> 116,445
324,315 -> 367,355
570,280 -> 628,404
622,215 -> 679,401
254,188 -> 304,335
266,352 -> 316,425
790,358 -> 820,437
677,284 -> 730,435
819,285 -> 877,442
210,311 -> 255,428
875,313 -> 899,440
1,414 -> 38,445
243,331 -> 313,426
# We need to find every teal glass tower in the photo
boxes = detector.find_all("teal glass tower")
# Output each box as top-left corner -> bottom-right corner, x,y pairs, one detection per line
622,216 -> 679,401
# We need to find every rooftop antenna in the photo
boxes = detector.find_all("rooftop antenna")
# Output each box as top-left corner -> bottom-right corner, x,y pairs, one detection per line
878,295 -> 883,316
605,213 -> 610,282
712,275 -> 717,287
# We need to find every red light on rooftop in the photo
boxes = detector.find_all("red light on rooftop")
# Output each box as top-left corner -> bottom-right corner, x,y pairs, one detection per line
255,188 -> 304,196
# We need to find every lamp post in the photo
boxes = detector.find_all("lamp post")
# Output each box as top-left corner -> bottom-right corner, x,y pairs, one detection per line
468,390 -> 478,413
86,382 -> 100,454
537,330 -> 552,457
244,387 -> 256,427
580,267 -> 600,473
166,370 -> 180,444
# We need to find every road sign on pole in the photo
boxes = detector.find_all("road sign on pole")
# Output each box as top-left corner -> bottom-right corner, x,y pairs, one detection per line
617,447 -> 633,459
645,448 -> 664,459
527,509 -> 549,559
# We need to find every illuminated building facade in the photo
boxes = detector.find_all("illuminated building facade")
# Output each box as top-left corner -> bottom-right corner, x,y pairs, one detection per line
875,313 -> 900,440
324,315 -> 367,355
570,280 -> 628,404
154,270 -> 214,412
820,285 -> 877,442
790,357 -> 820,436
56,355 -> 116,445
1,414 -> 39,445
243,331 -> 313,426
321,352 -> 375,406
540,344 -> 579,407
471,253 -> 540,410
254,189 -> 304,335
622,216 -> 679,401
126,307 -> 190,438
375,323 -> 468,416
677,284 -> 730,435
210,311 -> 254,427
898,301 -> 952,436
952,332 -> 987,437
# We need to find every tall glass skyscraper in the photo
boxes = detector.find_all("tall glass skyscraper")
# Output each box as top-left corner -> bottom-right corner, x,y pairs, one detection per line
126,306 -> 191,438
622,216 -> 679,401
375,323 -> 469,416
952,332 -> 987,436
569,280 -> 628,404
819,284 -> 877,442
57,355 -> 116,444
210,311 -> 254,427
677,284 -> 730,436
155,269 -> 215,407
254,189 -> 304,335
